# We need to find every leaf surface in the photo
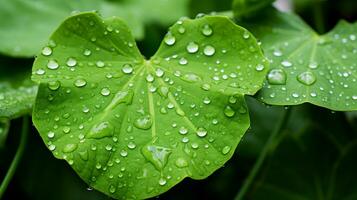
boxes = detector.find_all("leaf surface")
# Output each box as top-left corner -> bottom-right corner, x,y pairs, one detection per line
232,0 -> 275,19
0,0 -> 188,57
31,12 -> 268,199
235,8 -> 357,111
0,119 -> 9,148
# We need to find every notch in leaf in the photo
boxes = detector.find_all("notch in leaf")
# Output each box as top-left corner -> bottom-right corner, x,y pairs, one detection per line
31,12 -> 268,199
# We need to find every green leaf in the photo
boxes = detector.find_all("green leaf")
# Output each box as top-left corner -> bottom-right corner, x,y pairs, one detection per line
232,0 -> 275,19
0,119 -> 10,148
31,12 -> 268,199
245,109 -> 357,200
0,0 -> 188,57
236,8 -> 357,111
0,82 -> 38,119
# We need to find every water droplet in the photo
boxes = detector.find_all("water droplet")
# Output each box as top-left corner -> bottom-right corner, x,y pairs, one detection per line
47,131 -> 55,139
74,79 -> 87,87
196,128 -> 207,137
42,47 -> 52,56
281,60 -> 292,67
201,24 -> 213,36
179,57 -> 188,65
186,42 -> 199,53
146,74 -> 155,82
175,157 -> 188,168
267,69 -> 287,85
308,62 -> 318,69
164,33 -> 176,46
224,106 -> 235,117
159,177 -> 167,186
127,141 -> 136,149
134,115 -> 152,130
109,185 -> 116,193
222,146 -> 231,155
96,61 -> 105,68
142,145 -> 172,171
297,71 -> 316,86
87,121 -> 114,139
122,64 -> 133,74
83,49 -> 91,56
36,69 -> 45,75
48,80 -> 61,91
243,31 -> 250,39
66,57 -> 77,67
47,59 -> 59,69
63,143 -> 77,153
120,150 -> 128,157
155,68 -> 164,77
49,144 -> 56,151
203,45 -> 215,56
255,64 -> 265,71
181,73 -> 201,83
179,127 -> 188,135
101,88 -> 111,96
273,49 -> 282,57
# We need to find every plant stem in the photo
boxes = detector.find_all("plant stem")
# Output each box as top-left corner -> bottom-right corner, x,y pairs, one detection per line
313,0 -> 325,34
235,107 -> 292,200
0,116 -> 29,199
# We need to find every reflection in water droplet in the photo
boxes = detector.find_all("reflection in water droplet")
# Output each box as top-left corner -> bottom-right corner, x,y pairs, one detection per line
224,106 -> 235,117
142,144 -> 172,171
186,42 -> 199,53
134,115 -> 152,130
201,24 -> 213,36
203,45 -> 215,56
297,71 -> 316,86
267,69 -> 287,85
164,33 -> 176,46
87,121 -> 114,139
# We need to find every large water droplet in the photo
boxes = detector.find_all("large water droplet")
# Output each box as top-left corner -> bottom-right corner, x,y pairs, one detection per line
47,59 -> 59,69
66,57 -> 77,67
101,88 -> 111,96
175,157 -> 188,168
141,144 -> 172,171
164,33 -> 176,46
159,178 -> 167,186
74,79 -> 87,87
42,47 -> 52,56
224,106 -> 235,117
201,24 -> 213,36
63,143 -> 78,153
297,71 -> 316,86
203,45 -> 215,56
186,42 -> 199,53
48,80 -> 61,91
134,115 -> 152,130
122,64 -> 133,74
267,69 -> 287,85
196,127 -> 207,137
87,121 -> 114,139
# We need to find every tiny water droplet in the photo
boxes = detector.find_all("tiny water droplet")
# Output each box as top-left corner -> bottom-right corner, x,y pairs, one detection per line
74,79 -> 87,87
42,47 -> 52,56
281,60 -> 292,67
224,105 -> 235,117
48,80 -> 61,91
101,87 -> 111,96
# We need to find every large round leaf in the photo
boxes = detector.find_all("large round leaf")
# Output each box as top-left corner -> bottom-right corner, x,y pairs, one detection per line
31,12 -> 268,199
235,8 -> 357,111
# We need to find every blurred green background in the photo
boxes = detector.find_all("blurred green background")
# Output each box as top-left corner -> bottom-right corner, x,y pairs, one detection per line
1,0 -> 357,199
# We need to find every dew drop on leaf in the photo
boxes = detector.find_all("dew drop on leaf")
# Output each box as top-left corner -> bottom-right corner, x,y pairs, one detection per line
134,115 -> 152,130
47,59 -> 59,69
83,49 -> 91,56
63,143 -> 77,153
186,42 -> 199,53
141,144 -> 172,171
203,45 -> 215,56
122,64 -> 133,74
164,33 -> 176,46
201,24 -> 213,36
281,60 -> 292,67
196,127 -> 207,137
297,71 -> 316,86
87,121 -> 114,139
267,69 -> 287,85
101,87 -> 111,96
47,80 -> 61,91
66,57 -> 77,67
74,79 -> 87,88
175,157 -> 188,168
224,105 -> 235,117
42,46 -> 52,56
222,146 -> 231,155
96,61 -> 105,68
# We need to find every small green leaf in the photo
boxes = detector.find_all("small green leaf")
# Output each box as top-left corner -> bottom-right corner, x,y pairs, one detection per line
31,12 -> 268,199
0,119 -> 10,148
0,0 -> 188,57
0,82 -> 38,119
236,8 -> 357,111
232,0 -> 275,19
